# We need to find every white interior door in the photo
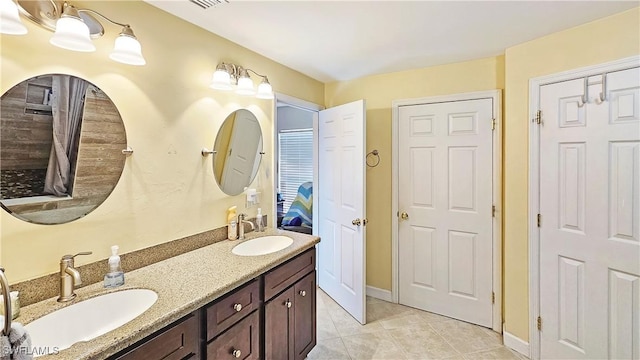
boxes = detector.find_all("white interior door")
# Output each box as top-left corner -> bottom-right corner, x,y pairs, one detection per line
538,67 -> 640,359
398,98 -> 494,327
317,99 -> 367,324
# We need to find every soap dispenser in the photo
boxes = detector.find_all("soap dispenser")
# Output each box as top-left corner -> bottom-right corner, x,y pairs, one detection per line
256,208 -> 264,232
104,245 -> 125,288
227,206 -> 238,240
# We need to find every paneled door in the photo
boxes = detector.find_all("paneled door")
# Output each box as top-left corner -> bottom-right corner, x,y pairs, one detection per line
317,100 -> 367,324
398,97 -> 495,327
538,67 -> 640,359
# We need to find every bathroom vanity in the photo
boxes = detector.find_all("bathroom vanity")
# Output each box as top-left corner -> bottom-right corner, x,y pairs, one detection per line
111,248 -> 316,360
18,229 -> 319,360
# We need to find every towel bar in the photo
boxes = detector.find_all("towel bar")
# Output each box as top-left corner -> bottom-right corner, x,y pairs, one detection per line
0,267 -> 11,336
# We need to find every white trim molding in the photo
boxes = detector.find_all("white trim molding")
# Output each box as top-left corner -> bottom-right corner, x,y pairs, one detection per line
366,285 -> 393,302
527,55 -> 639,360
503,326 -> 531,359
391,89 -> 503,332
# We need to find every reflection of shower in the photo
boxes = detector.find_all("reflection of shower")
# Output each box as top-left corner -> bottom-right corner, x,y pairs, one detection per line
43,75 -> 88,197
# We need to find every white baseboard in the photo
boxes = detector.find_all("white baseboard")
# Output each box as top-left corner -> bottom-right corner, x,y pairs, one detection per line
503,326 -> 530,359
366,286 -> 393,302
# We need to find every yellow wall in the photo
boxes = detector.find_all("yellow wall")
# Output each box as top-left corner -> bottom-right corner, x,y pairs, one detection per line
503,7 -> 640,341
0,1 -> 324,282
325,56 -> 505,290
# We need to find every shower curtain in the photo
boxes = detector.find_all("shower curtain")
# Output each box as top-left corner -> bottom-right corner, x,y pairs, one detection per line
44,75 -> 87,197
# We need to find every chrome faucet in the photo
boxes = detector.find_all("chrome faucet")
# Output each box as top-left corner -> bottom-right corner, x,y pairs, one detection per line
58,252 -> 92,302
238,213 -> 255,240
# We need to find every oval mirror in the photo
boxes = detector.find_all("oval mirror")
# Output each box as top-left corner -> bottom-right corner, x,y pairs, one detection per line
0,74 -> 127,225
213,109 -> 263,196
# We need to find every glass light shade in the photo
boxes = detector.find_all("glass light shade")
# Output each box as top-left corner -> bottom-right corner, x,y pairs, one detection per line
0,0 -> 27,35
50,16 -> 95,52
210,69 -> 232,90
110,35 -> 146,66
256,80 -> 273,99
236,76 -> 255,96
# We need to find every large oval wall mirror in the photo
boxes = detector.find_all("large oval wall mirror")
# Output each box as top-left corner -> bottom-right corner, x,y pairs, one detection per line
0,74 -> 127,225
213,109 -> 263,196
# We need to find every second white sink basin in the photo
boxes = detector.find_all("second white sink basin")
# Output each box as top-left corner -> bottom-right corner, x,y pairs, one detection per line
232,235 -> 294,256
25,288 -> 157,357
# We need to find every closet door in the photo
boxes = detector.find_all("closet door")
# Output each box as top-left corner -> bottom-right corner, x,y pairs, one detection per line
538,67 -> 640,359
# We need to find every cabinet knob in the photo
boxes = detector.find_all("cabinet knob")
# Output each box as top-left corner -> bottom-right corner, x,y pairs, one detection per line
233,303 -> 242,312
285,300 -> 292,308
299,290 -> 306,297
232,349 -> 242,358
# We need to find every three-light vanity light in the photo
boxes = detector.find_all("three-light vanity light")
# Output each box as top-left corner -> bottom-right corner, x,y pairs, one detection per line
0,0 -> 146,66
210,62 -> 274,99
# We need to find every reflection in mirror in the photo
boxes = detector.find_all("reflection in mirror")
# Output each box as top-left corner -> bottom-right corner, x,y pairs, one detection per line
0,74 -> 127,224
213,109 -> 263,196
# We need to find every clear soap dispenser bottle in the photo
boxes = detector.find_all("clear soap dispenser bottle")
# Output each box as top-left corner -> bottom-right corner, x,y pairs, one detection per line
104,245 -> 125,288
256,208 -> 265,232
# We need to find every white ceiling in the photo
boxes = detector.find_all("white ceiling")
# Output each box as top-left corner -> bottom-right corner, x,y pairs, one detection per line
145,1 -> 638,82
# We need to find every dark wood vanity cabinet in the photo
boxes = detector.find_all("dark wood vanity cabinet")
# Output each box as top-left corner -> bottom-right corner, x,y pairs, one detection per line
109,247 -> 316,360
264,249 -> 316,360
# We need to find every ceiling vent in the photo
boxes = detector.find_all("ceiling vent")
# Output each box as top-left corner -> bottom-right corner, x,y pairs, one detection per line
189,0 -> 229,10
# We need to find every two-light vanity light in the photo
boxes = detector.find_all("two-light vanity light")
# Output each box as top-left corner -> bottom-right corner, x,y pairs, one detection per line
210,63 -> 274,99
0,0 -> 146,65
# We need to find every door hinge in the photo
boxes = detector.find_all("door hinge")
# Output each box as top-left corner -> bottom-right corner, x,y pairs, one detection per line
491,292 -> 495,304
537,214 -> 542,227
533,110 -> 542,125
537,316 -> 542,331
492,205 -> 496,217
491,118 -> 496,130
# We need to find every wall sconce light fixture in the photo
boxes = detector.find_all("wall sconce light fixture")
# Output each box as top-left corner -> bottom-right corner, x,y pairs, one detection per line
210,62 -> 274,99
0,0 -> 146,66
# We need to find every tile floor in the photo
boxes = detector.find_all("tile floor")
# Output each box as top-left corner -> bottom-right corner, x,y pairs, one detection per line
308,289 -> 529,360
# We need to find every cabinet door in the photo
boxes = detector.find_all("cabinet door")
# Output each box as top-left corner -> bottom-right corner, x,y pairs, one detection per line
265,287 -> 294,360
207,310 -> 260,360
293,271 -> 316,360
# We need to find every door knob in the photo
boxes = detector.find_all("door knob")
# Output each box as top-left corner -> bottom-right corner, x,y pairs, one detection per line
233,303 -> 242,312
299,290 -> 306,297
232,349 -> 242,358
400,212 -> 409,220
285,300 -> 292,308
352,218 -> 362,226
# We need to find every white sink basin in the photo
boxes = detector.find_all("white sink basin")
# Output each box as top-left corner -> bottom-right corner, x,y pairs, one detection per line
25,288 -> 157,357
232,235 -> 294,256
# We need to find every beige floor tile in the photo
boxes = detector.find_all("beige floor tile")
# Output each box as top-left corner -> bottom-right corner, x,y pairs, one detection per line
341,331 -> 406,360
429,320 -> 502,354
388,327 -> 460,359
366,300 -> 416,323
378,313 -> 432,331
330,305 -> 386,337
307,337 -> 352,360
317,308 -> 341,341
463,346 -> 522,359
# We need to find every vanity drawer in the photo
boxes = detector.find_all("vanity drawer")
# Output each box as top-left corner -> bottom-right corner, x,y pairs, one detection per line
207,309 -> 260,360
264,248 -> 315,300
114,312 -> 199,360
206,278 -> 261,341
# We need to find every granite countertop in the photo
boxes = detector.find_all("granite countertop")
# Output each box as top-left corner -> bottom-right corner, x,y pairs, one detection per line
17,229 -> 320,360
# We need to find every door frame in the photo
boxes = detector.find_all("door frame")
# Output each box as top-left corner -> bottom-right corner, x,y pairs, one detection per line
272,93 -> 323,234
527,55 -> 639,360
391,90 -> 503,332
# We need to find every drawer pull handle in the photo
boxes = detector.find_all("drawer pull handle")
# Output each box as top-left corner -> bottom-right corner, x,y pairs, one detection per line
285,300 -> 292,308
233,303 -> 242,312
299,290 -> 306,297
232,349 -> 242,358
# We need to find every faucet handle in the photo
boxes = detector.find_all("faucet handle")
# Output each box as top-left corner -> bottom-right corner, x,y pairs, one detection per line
61,252 -> 93,261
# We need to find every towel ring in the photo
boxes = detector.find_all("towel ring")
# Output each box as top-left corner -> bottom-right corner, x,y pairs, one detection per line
366,150 -> 380,168
0,268 -> 11,336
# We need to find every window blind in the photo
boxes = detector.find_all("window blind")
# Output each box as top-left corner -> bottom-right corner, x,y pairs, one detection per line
278,130 -> 313,213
